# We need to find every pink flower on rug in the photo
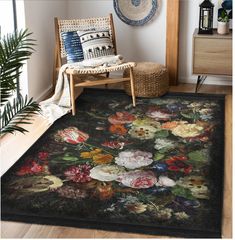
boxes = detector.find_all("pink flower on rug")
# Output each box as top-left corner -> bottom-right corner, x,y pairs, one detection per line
115,150 -> 153,169
16,160 -> 44,176
64,164 -> 92,183
186,134 -> 209,143
117,170 -> 157,189
101,140 -> 132,149
108,111 -> 136,125
54,127 -> 89,144
146,107 -> 174,121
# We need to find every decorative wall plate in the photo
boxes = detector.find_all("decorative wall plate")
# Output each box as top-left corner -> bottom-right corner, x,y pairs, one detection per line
113,0 -> 158,26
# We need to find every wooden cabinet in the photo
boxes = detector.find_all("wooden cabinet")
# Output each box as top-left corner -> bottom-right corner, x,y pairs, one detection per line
192,28 -> 232,92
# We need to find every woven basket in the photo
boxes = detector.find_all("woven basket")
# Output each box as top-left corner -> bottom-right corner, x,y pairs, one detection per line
124,62 -> 169,97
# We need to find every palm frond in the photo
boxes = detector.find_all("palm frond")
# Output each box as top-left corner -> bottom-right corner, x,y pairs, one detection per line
0,94 -> 41,135
0,29 -> 36,104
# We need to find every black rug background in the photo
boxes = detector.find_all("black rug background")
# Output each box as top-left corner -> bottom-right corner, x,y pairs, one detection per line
1,89 -> 225,238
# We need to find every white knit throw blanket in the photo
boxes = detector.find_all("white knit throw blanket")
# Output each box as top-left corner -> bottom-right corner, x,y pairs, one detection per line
40,55 -> 124,124
40,64 -> 72,124
82,55 -> 124,67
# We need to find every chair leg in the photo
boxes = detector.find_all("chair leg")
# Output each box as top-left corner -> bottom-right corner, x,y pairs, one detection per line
69,74 -> 76,116
129,67 -> 136,107
105,72 -> 109,89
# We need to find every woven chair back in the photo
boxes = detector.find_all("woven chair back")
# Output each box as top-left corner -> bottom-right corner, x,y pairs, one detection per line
56,15 -> 116,59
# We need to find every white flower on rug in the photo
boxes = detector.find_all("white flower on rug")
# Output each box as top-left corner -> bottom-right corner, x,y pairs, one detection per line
198,108 -> 212,115
187,102 -> 204,108
147,205 -> 173,220
146,109 -> 173,121
125,202 -> 148,214
132,117 -> 161,129
154,138 -> 175,150
198,108 -> 213,120
115,150 -> 153,169
89,164 -> 126,182
204,102 -> 219,108
54,127 -> 89,144
129,125 -> 157,140
176,176 -> 209,199
174,212 -> 189,220
155,176 -> 176,187
171,123 -> 204,138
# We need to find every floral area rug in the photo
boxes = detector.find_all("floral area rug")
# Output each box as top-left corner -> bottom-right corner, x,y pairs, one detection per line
1,89 -> 225,238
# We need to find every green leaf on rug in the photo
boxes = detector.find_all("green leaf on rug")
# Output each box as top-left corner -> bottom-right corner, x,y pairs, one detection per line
154,153 -> 165,161
152,194 -> 175,206
158,148 -> 172,154
180,111 -> 200,121
155,130 -> 169,138
188,149 -> 208,164
63,155 -> 79,161
171,185 -> 195,200
86,112 -> 106,120
51,152 -> 93,164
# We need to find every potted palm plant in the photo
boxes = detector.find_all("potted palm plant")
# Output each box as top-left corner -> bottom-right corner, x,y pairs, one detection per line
217,0 -> 232,34
0,29 -> 40,136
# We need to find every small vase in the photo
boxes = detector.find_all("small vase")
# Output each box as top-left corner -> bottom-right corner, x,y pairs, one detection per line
217,21 -> 229,35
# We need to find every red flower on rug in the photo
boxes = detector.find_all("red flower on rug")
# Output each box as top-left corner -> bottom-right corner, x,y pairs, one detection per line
64,164 -> 92,183
55,127 -> 89,144
166,156 -> 192,174
16,160 -> 44,176
38,151 -> 49,161
187,134 -> 209,143
108,111 -> 136,125
109,124 -> 127,135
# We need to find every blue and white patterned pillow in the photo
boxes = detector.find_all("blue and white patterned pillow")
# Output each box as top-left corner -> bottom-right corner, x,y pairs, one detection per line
77,30 -> 114,59
61,31 -> 84,63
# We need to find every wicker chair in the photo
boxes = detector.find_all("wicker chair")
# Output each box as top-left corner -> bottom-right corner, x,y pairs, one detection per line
54,14 -> 136,115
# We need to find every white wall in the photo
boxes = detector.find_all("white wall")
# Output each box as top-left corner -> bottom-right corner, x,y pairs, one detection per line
67,0 -> 231,85
0,1 -> 14,36
179,0 -> 232,86
67,0 -> 166,63
24,0 -> 68,100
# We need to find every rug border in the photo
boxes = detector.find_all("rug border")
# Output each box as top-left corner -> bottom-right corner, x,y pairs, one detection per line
82,87 -> 226,99
1,212 -> 221,238
1,89 -> 225,238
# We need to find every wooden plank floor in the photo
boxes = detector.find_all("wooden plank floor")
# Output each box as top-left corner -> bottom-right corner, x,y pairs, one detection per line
1,83 -> 232,238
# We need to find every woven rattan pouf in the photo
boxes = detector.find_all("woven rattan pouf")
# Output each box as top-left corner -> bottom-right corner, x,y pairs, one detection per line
123,62 -> 169,97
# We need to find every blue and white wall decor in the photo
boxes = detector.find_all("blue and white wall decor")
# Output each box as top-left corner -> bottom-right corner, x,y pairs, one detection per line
113,0 -> 158,26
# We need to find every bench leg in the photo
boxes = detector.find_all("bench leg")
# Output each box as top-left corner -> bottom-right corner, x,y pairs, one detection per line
69,74 -> 76,116
130,67 -> 136,107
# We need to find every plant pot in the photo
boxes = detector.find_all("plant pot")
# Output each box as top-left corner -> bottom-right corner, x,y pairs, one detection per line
217,21 -> 230,34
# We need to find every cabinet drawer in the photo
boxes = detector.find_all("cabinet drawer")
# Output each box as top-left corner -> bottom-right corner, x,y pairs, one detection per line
193,38 -> 232,75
